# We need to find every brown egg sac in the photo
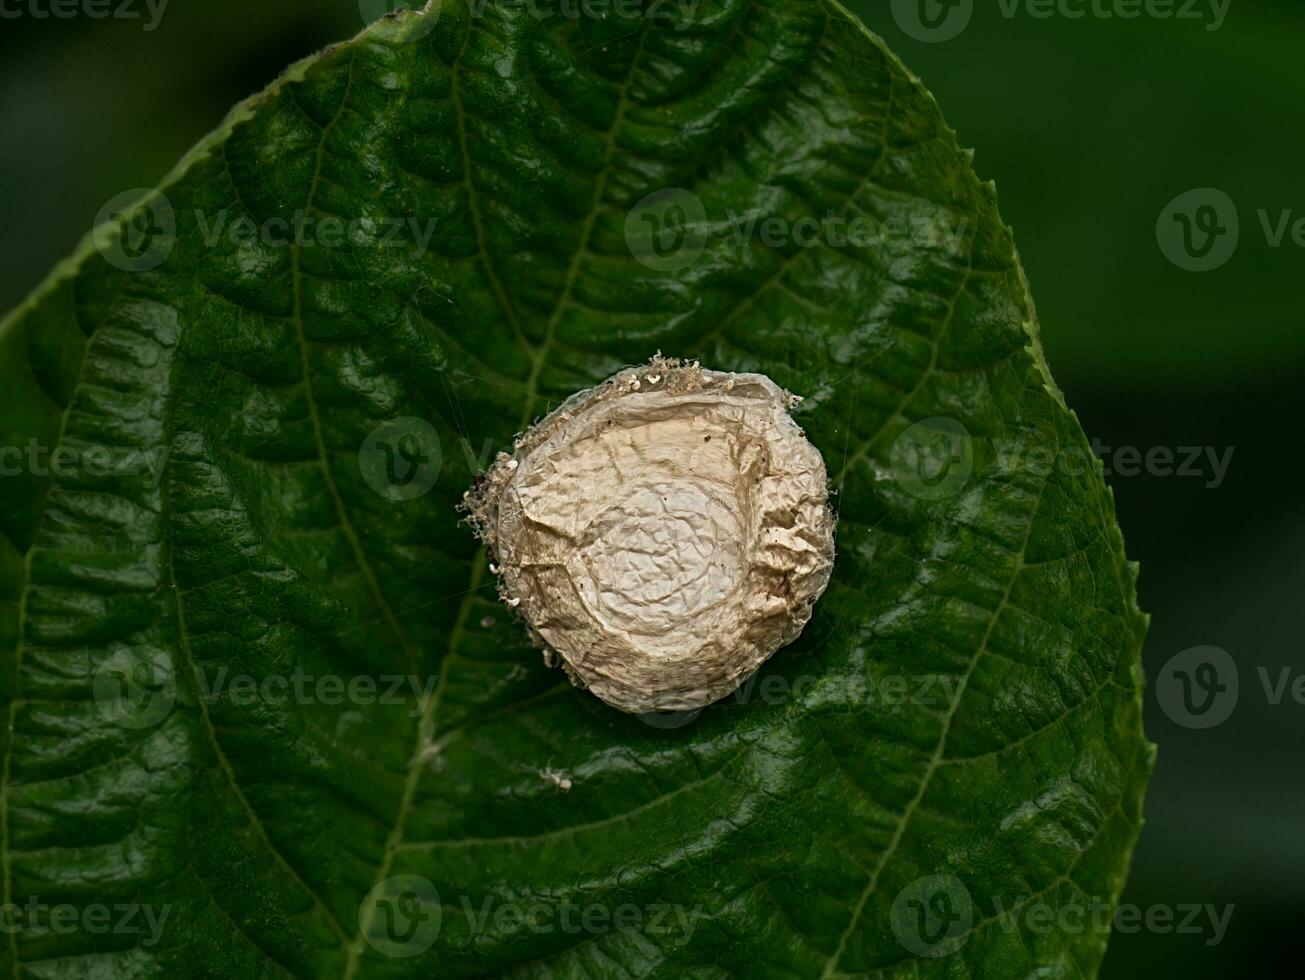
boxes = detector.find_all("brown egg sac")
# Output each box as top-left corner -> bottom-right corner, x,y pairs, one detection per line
465,358 -> 836,714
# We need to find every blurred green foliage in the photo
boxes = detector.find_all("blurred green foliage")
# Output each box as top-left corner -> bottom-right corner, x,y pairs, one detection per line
2,1 -> 1300,976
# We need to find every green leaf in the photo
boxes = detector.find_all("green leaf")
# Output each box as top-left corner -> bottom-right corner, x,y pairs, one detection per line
0,1 -> 1151,977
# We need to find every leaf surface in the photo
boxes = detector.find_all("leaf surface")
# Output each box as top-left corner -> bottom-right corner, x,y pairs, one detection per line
0,2 -> 1150,977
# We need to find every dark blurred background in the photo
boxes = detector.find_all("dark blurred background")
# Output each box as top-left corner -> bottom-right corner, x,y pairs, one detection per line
1,1 -> 1299,975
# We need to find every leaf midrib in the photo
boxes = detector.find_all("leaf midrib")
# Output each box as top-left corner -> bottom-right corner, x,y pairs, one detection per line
340,17 -> 653,976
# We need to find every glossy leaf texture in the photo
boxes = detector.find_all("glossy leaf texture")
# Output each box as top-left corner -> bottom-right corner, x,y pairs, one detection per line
0,2 -> 1151,977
